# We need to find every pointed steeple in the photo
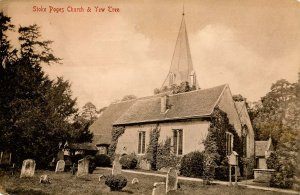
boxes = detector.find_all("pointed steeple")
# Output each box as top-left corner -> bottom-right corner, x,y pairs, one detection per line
162,12 -> 199,89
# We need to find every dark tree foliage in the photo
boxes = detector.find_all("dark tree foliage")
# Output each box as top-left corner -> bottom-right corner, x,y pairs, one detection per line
0,13 -> 81,168
253,79 -> 296,146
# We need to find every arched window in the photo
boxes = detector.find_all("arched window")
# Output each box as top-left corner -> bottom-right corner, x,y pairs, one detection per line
242,125 -> 248,157
169,72 -> 176,86
190,71 -> 196,87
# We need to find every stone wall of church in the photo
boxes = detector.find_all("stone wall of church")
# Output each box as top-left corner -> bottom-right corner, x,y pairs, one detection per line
115,120 -> 210,156
217,86 -> 242,135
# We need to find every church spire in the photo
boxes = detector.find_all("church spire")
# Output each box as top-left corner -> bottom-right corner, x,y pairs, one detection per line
162,10 -> 199,89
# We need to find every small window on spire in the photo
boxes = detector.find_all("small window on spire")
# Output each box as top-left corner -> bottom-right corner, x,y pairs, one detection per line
169,72 -> 176,86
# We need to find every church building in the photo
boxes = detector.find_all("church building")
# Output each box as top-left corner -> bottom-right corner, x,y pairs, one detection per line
89,13 -> 255,161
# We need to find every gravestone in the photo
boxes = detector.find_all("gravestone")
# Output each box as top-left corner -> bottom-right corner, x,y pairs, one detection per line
55,160 -> 65,173
0,151 -> 11,165
20,159 -> 36,178
152,182 -> 166,195
139,159 -> 151,170
77,158 -> 89,177
166,167 -> 178,193
40,174 -> 51,184
112,158 -> 122,175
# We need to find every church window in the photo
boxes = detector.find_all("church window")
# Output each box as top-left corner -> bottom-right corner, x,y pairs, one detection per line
169,72 -> 176,86
138,131 -> 146,154
173,129 -> 183,155
190,71 -> 196,87
242,126 -> 248,157
226,132 -> 233,155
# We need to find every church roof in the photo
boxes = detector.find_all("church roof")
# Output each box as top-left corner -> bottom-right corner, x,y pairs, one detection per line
255,137 -> 273,157
114,84 -> 227,125
162,14 -> 198,88
89,99 -> 136,145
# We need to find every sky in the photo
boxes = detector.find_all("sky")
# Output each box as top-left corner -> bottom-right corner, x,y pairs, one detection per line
1,0 -> 300,110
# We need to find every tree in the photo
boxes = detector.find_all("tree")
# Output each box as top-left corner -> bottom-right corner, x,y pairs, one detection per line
253,79 -> 296,146
0,13 -> 78,168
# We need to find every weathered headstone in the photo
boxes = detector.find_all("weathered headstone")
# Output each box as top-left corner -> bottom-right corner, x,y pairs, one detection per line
139,159 -> 151,170
55,160 -> 65,173
0,151 -> 11,165
40,174 -> 51,184
20,159 -> 36,178
166,167 -> 178,193
152,182 -> 166,195
112,158 -> 122,175
77,158 -> 89,177
132,178 -> 139,185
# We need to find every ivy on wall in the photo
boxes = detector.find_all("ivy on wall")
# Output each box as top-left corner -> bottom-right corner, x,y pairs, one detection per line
108,126 -> 125,160
145,125 -> 160,170
203,107 -> 243,180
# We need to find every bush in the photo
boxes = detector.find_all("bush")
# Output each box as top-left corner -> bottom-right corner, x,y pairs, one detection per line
270,172 -> 293,189
94,154 -> 111,167
180,151 -> 204,178
105,175 -> 127,191
266,152 -> 279,170
119,154 -> 137,169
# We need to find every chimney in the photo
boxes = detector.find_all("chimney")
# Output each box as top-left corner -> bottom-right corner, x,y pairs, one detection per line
161,95 -> 168,113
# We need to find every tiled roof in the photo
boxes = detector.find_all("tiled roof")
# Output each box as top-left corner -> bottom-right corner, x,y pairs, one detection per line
255,137 -> 273,157
255,141 -> 269,157
66,143 -> 98,151
89,99 -> 136,145
114,84 -> 227,125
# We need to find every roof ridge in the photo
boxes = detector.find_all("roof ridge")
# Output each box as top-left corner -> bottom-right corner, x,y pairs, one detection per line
168,84 -> 227,97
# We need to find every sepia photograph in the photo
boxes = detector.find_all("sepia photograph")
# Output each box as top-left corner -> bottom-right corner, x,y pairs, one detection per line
0,0 -> 299,194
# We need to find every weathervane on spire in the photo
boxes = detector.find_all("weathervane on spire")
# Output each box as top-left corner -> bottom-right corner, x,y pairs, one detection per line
182,1 -> 185,16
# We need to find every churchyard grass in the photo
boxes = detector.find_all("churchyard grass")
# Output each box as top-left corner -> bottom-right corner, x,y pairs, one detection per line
0,168 -> 288,195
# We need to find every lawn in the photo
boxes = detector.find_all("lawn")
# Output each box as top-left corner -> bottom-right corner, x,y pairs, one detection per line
0,168 -> 288,195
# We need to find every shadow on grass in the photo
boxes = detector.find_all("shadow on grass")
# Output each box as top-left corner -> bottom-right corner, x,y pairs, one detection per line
6,187 -> 49,195
121,189 -> 134,194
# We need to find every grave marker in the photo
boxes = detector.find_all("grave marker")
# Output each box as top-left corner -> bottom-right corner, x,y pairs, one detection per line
166,167 -> 178,193
55,160 -> 65,173
20,159 -> 36,178
77,158 -> 89,177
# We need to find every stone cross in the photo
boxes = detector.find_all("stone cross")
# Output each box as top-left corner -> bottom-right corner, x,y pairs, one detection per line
55,160 -> 65,173
166,167 -> 178,193
20,159 -> 36,178
152,182 -> 166,195
77,158 -> 89,177
112,158 -> 122,175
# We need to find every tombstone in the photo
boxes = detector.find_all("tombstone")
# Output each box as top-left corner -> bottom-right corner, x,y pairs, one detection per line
55,160 -> 65,173
99,175 -> 105,182
20,159 -> 36,178
139,159 -> 151,170
166,167 -> 178,193
57,150 -> 64,161
112,158 -> 122,175
152,182 -> 166,195
132,178 -> 139,185
77,158 -> 89,177
0,151 -> 11,165
40,174 -> 51,184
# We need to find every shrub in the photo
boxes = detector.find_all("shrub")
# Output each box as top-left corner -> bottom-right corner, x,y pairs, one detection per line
270,172 -> 293,189
156,137 -> 181,170
119,154 -> 138,169
180,151 -> 204,178
266,152 -> 279,170
94,154 -> 111,167
105,175 -> 127,191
